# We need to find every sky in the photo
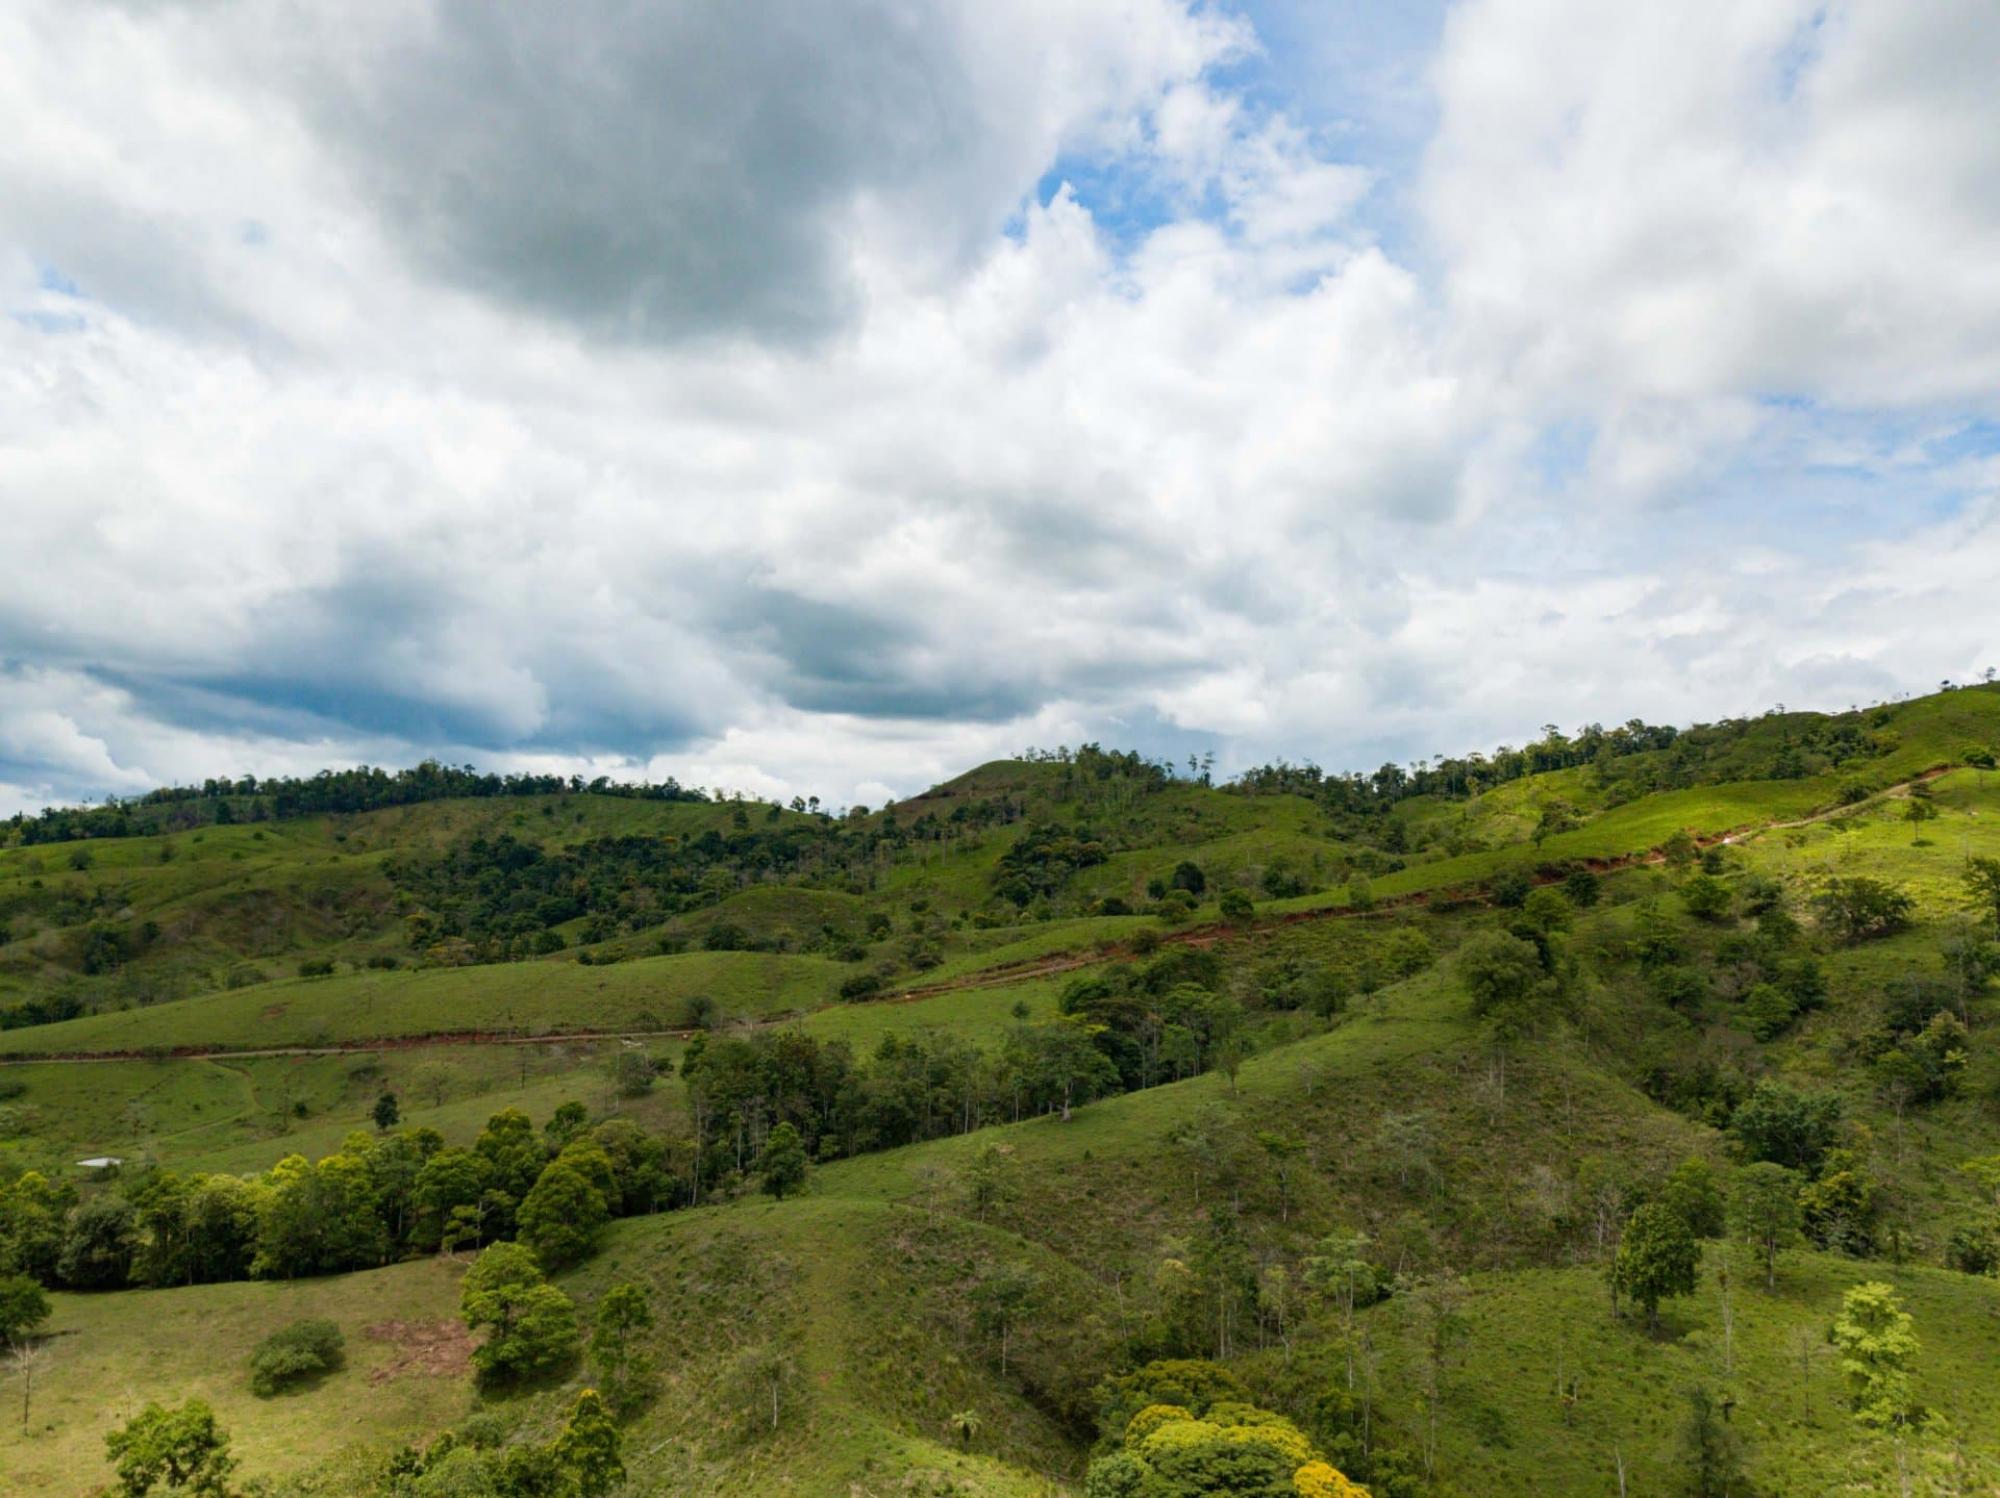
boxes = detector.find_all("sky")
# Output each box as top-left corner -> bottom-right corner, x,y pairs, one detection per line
4,0 -> 1999,816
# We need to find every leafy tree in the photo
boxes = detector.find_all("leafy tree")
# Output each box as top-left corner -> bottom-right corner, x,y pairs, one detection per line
1872,1009 -> 1970,1107
1459,931 -> 1546,1025
589,1283 -> 657,1417
756,1122 -> 809,1200
1516,886 -> 1572,938
59,1195 -> 137,1289
1812,876 -> 1915,942
372,1092 -> 400,1132
1965,856 -> 2000,934
1830,1281 -> 1919,1427
550,1388 -> 625,1498
1562,868 -> 1601,907
1729,1082 -> 1842,1174
103,1399 -> 236,1497
544,1101 -> 591,1151
1680,874 -> 1732,922
1170,861 -> 1207,897
1730,1162 -> 1802,1289
1218,889 -> 1254,924
0,1272 -> 50,1342
1659,1157 -> 1726,1239
1798,1149 -> 1878,1255
1905,795 -> 1938,842
950,1408 -> 982,1448
1661,829 -> 1698,871
1610,1201 -> 1699,1330
1741,982 -> 1799,1040
1944,1223 -> 1997,1276
965,1142 -> 1016,1222
518,1162 -> 609,1270
248,1318 -> 344,1396
460,1242 -> 579,1384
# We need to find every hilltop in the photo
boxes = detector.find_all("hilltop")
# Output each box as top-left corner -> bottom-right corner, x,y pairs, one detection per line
3,686 -> 2000,1495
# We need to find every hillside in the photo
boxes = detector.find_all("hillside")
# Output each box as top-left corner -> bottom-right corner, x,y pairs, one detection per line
4,688 -> 2000,1495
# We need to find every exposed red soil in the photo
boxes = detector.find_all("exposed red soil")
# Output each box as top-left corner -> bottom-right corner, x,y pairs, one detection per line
364,1317 -> 475,1383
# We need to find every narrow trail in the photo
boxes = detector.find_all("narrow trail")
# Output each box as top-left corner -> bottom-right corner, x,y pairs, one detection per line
0,766 -> 1954,1069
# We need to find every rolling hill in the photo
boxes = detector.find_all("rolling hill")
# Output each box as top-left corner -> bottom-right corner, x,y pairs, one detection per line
4,687 -> 2000,1495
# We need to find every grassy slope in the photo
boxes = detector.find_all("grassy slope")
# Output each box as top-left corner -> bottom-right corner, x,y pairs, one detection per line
12,688 -> 2000,1494
0,948 -> 846,1057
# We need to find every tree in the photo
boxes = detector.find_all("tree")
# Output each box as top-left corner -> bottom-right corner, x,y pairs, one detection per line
460,1241 -> 579,1384
1905,796 -> 1938,843
518,1162 -> 610,1270
0,1273 -> 50,1343
1304,1230 -> 1376,1390
1610,1202 -> 1699,1330
756,1122 -> 809,1200
1678,1384 -> 1746,1498
1218,889 -> 1254,924
1730,1082 -> 1842,1174
248,1318 -> 344,1396
589,1283 -> 657,1417
1812,876 -> 1915,943
550,1388 -> 625,1498
1965,856 -> 2000,935
59,1195 -> 138,1289
972,1264 -> 1041,1376
1171,861 -> 1207,896
103,1400 -> 236,1497
1459,931 -> 1546,1026
7,1337 -> 50,1432
1830,1281 -> 1919,1427
1660,1157 -> 1726,1239
1028,1018 -> 1121,1121
1730,1162 -> 1802,1290
372,1091 -> 401,1132
950,1408 -> 982,1448
611,1050 -> 655,1098
965,1142 -> 1016,1222
1680,874 -> 1732,922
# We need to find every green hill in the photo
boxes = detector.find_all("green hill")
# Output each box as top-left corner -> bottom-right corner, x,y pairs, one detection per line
5,687 -> 2000,1495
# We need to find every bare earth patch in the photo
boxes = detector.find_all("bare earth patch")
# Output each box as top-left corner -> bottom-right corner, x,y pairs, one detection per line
260,1003 -> 288,1020
364,1318 -> 474,1383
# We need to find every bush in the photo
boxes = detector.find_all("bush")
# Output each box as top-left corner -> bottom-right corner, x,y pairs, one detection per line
839,972 -> 886,1002
1812,876 -> 1914,942
297,958 -> 336,978
1680,874 -> 1733,921
1561,868 -> 1601,907
1218,889 -> 1254,924
249,1319 -> 345,1396
1945,1224 -> 1998,1276
1741,983 -> 1798,1040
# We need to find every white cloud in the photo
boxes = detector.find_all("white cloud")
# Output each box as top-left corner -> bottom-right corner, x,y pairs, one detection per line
1,0 -> 1997,818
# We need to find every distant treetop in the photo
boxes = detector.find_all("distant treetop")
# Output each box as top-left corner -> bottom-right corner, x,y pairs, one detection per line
4,760 -> 707,846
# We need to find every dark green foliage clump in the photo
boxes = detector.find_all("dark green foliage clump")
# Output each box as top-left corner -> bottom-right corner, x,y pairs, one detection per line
249,1318 -> 344,1396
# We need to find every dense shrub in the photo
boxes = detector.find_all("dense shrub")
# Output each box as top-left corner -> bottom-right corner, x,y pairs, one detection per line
249,1318 -> 344,1396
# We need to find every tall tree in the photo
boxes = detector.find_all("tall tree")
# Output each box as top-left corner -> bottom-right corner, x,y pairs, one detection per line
1610,1202 -> 1699,1331
1830,1281 -> 1920,1428
1730,1163 -> 1802,1290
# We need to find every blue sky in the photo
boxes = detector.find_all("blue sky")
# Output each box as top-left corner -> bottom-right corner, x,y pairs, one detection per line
2,0 -> 1998,814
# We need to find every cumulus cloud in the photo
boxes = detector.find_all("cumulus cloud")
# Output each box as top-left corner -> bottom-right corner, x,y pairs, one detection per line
0,0 -> 1996,816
